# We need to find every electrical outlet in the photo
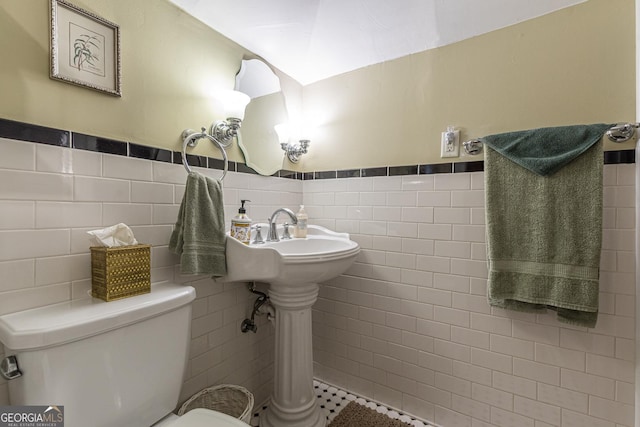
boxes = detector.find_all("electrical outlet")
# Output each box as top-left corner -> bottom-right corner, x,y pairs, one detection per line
440,129 -> 460,158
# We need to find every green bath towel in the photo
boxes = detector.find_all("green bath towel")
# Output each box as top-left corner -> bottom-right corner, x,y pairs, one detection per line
169,172 -> 227,277
482,124 -> 610,327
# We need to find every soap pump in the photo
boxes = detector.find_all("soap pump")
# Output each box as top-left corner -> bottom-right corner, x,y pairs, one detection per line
231,199 -> 252,244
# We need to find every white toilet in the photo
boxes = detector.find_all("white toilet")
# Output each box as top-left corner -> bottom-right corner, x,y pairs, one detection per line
0,282 -> 250,427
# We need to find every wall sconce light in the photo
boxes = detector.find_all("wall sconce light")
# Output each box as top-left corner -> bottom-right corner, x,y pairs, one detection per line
182,89 -> 250,148
210,90 -> 251,147
274,123 -> 311,163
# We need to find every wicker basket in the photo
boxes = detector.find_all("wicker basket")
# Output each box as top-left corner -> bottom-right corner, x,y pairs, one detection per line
178,384 -> 254,423
90,244 -> 151,302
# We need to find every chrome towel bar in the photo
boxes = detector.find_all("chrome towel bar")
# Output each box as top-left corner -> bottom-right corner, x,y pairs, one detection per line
606,123 -> 639,143
461,123 -> 638,155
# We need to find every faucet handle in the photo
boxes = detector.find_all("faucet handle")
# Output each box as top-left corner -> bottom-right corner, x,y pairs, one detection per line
282,223 -> 292,240
252,224 -> 264,244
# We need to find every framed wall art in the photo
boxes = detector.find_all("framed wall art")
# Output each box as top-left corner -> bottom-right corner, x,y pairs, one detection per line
50,0 -> 121,96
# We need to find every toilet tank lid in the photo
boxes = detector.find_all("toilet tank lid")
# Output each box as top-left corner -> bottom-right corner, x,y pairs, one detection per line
0,282 -> 196,351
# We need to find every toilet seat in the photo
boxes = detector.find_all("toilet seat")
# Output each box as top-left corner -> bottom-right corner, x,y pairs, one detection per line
170,408 -> 251,427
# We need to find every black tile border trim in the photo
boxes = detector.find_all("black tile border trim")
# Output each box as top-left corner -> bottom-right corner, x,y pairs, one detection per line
130,143 -> 172,163
315,170 -> 337,180
604,149 -> 635,164
453,161 -> 485,173
0,117 -> 70,147
0,118 -> 635,180
390,165 -> 419,176
420,163 -> 453,175
73,133 -> 128,156
337,169 -> 361,179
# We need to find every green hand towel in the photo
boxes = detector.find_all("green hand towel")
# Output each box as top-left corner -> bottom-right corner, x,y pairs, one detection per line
482,124 -> 612,176
169,172 -> 227,277
483,125 -> 608,328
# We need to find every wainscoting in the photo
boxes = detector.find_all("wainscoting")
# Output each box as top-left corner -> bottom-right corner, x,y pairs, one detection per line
0,118 -> 634,426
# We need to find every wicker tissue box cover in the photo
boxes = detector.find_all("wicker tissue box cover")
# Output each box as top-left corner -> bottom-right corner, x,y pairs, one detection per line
90,244 -> 151,302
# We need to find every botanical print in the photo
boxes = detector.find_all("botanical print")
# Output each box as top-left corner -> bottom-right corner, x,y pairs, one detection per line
50,0 -> 121,96
69,23 -> 105,76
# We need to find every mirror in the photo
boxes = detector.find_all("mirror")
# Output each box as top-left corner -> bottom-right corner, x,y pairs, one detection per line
235,59 -> 287,175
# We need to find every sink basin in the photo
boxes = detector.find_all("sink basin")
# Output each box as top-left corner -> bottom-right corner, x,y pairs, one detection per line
220,225 -> 360,285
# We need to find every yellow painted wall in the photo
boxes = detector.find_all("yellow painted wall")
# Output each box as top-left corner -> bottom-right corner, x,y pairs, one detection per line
0,0 -> 635,172
300,0 -> 636,171
0,0 -> 249,162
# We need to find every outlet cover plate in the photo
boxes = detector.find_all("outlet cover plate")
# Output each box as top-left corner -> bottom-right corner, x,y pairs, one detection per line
441,130 -> 460,158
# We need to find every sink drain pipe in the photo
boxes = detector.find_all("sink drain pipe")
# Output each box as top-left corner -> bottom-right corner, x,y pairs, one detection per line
241,282 -> 273,333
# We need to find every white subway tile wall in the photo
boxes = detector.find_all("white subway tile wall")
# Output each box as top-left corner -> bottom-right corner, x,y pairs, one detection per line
0,135 -> 635,426
309,166 -> 636,427
0,137 -> 300,408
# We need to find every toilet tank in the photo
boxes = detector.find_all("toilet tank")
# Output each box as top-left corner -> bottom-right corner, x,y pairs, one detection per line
0,282 -> 196,427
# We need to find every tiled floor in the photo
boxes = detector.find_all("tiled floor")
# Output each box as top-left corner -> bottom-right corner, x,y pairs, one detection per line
250,380 -> 434,426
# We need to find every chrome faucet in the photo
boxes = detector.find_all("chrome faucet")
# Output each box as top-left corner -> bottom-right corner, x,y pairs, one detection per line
267,208 -> 298,242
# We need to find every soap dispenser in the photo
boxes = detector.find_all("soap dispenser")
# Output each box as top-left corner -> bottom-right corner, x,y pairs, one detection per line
231,199 -> 252,244
293,205 -> 308,238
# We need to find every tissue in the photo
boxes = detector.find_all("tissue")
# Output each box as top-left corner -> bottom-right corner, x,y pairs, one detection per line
87,223 -> 139,247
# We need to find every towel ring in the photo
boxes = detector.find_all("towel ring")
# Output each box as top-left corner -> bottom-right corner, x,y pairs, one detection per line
181,128 -> 228,180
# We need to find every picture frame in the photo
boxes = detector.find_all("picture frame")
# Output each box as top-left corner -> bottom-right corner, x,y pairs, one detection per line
50,0 -> 121,97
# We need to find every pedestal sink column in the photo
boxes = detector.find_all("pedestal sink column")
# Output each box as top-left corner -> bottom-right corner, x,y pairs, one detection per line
261,281 -> 326,427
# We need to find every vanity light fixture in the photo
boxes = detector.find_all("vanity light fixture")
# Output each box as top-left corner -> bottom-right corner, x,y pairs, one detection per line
182,89 -> 250,149
210,90 -> 251,147
274,123 -> 311,163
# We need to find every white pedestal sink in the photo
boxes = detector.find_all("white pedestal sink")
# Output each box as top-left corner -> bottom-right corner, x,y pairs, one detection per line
220,225 -> 360,427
